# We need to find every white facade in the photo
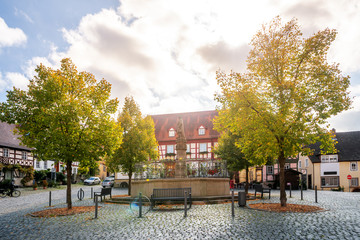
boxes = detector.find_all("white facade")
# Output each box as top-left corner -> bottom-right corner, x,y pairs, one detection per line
34,160 -> 55,171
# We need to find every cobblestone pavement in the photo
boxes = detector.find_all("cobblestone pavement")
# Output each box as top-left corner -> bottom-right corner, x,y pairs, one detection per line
0,188 -> 360,240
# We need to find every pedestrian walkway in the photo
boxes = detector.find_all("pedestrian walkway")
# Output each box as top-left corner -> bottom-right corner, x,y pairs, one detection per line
0,188 -> 359,239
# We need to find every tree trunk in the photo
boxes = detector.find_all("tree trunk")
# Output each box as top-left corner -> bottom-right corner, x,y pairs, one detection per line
128,171 -> 132,196
279,151 -> 287,207
66,161 -> 72,209
245,165 -> 249,194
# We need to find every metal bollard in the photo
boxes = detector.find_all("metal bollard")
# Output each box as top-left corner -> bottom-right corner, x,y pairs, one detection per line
301,184 -> 303,200
238,191 -> 246,207
49,191 -> 52,207
91,187 -> 93,199
78,188 -> 84,201
231,190 -> 234,217
289,184 -> 292,198
95,195 -> 99,219
184,191 -> 187,218
315,185 -> 318,203
139,192 -> 142,218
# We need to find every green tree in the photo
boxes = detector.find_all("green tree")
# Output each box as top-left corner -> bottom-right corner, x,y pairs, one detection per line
0,58 -> 122,209
214,17 -> 351,206
213,131 -> 255,194
107,96 -> 158,196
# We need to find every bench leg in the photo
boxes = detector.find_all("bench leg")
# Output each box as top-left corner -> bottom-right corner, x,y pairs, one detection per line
150,200 -> 155,210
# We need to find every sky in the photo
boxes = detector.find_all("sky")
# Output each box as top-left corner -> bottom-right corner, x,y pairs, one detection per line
1,0 -> 360,132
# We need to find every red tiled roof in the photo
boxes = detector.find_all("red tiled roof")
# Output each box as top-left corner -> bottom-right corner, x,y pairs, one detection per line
151,110 -> 220,142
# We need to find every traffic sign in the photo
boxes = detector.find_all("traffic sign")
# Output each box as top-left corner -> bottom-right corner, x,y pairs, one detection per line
347,175 -> 352,180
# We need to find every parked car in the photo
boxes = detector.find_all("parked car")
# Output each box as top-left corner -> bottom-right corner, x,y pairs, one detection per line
105,176 -> 115,181
84,177 -> 101,185
101,179 -> 114,188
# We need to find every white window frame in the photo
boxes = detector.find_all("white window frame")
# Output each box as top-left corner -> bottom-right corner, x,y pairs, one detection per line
169,128 -> 175,137
298,160 -> 302,169
321,176 -> 339,187
36,161 -> 40,168
186,144 -> 190,153
321,155 -> 338,163
167,145 -> 174,154
44,161 -> 48,169
3,148 -> 9,157
351,178 -> 359,187
305,159 -> 309,167
22,151 -> 27,160
350,162 -> 358,171
267,166 -> 274,175
198,126 -> 205,136
199,143 -> 207,153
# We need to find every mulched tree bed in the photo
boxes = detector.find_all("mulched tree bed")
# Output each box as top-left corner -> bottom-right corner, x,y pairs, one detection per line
248,203 -> 325,213
30,206 -> 99,217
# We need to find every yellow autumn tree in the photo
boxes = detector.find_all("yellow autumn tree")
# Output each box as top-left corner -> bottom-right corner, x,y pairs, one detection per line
214,17 -> 351,206
0,58 -> 122,209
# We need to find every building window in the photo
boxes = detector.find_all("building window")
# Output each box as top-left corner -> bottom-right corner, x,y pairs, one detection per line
3,148 -> 9,157
72,168 -> 77,174
169,128 -> 175,137
350,162 -> 358,171
298,160 -> 302,169
36,161 -> 40,168
22,151 -> 27,160
285,164 -> 290,170
321,176 -> 339,187
351,178 -> 359,187
44,161 -> 48,169
321,155 -> 338,163
186,144 -> 190,153
198,126 -> 205,136
167,145 -> 174,154
305,159 -> 309,167
267,166 -> 273,175
199,143 -> 207,153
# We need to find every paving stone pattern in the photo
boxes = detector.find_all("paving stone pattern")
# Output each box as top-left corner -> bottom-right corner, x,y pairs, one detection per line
0,187 -> 360,239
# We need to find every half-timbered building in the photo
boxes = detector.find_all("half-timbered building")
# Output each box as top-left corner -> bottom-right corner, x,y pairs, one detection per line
0,122 -> 34,185
145,110 -> 227,178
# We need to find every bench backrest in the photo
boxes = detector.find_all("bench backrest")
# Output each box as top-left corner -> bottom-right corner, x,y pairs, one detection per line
101,187 -> 112,194
153,188 -> 191,198
253,184 -> 263,191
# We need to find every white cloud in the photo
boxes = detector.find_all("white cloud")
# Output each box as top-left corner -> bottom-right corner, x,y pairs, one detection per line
7,0 -> 360,131
0,18 -> 27,48
0,72 -> 8,91
6,72 -> 28,90
14,8 -> 34,23
0,71 -> 28,92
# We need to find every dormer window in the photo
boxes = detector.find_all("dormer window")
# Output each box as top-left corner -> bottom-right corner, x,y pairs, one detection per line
169,128 -> 175,137
321,155 -> 338,163
198,126 -> 205,136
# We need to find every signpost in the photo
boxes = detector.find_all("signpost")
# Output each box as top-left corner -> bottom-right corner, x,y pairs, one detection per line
347,175 -> 352,192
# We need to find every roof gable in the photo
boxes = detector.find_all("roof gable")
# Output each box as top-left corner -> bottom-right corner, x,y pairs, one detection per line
0,122 -> 32,151
151,110 -> 219,142
308,131 -> 360,163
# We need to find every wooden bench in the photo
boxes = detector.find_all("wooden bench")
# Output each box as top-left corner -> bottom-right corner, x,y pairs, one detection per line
94,187 -> 112,202
254,184 -> 271,199
150,188 -> 192,209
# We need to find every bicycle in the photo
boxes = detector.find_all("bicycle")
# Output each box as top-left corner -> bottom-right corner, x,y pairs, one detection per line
0,188 -> 21,198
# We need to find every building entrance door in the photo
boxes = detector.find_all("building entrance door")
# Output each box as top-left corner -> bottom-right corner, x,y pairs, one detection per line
308,174 -> 312,189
